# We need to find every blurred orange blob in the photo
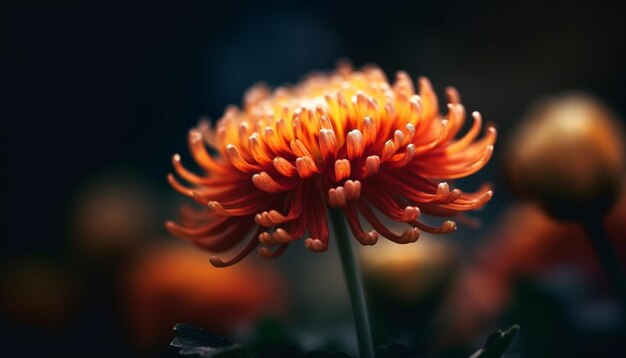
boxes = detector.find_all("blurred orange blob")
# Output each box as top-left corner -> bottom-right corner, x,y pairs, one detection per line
122,242 -> 288,350
73,174 -> 157,257
0,261 -> 76,328
441,188 -> 626,344
507,94 -> 625,219
360,235 -> 458,304
482,187 -> 626,281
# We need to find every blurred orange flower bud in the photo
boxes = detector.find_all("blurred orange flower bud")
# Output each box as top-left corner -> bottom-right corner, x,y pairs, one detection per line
359,235 -> 458,305
507,94 -> 625,220
72,174 -> 157,257
122,243 -> 287,350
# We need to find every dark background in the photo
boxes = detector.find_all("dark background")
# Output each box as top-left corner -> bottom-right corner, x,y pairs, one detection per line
2,0 -> 626,356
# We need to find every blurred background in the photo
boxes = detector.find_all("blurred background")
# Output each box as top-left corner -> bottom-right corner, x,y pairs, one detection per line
2,0 -> 626,356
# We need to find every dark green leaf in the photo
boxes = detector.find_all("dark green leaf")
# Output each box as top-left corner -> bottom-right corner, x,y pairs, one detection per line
171,323 -> 253,358
301,350 -> 351,357
376,341 -> 412,358
468,324 -> 519,358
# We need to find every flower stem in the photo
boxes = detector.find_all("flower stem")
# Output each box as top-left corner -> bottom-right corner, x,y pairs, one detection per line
581,216 -> 626,305
330,207 -> 375,358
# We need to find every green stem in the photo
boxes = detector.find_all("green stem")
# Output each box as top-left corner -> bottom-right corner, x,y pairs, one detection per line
330,207 -> 375,358
581,216 -> 626,306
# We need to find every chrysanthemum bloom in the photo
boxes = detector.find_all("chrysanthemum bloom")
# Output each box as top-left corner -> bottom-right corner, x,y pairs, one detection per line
167,64 -> 496,267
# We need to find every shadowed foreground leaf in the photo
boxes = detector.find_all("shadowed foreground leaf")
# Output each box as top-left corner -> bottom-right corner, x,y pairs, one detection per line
469,325 -> 520,358
301,351 -> 351,357
171,323 -> 252,358
171,323 -> 351,357
376,341 -> 411,358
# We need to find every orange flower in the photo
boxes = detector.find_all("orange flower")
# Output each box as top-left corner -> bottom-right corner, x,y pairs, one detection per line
167,63 -> 496,266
